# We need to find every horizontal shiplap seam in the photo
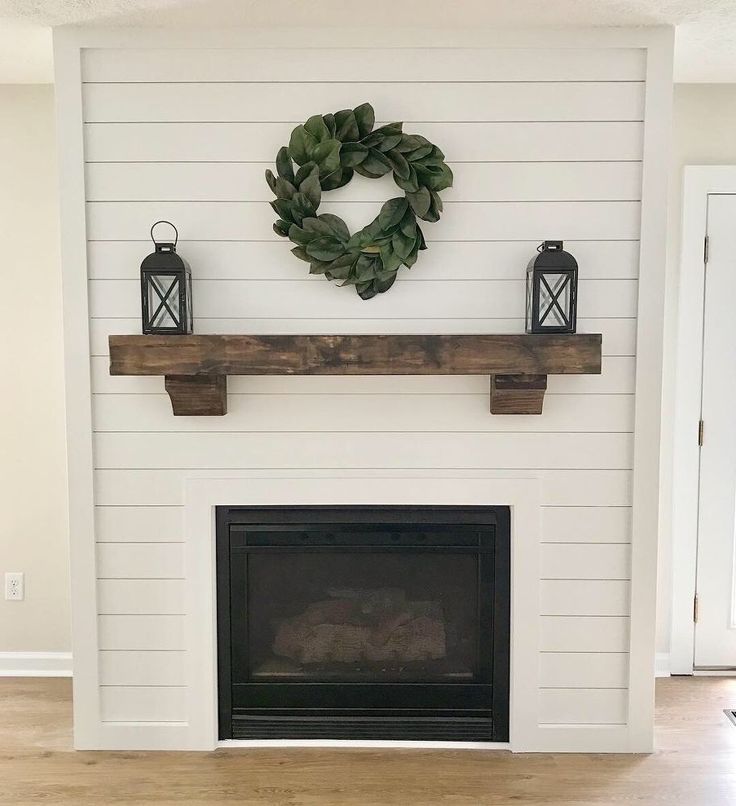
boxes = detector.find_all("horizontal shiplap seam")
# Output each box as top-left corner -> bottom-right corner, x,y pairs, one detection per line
82,80 -> 647,85
83,118 -> 645,125
86,199 -> 642,205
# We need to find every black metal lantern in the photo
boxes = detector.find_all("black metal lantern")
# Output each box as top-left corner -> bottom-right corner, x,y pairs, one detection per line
140,221 -> 193,335
526,240 -> 578,334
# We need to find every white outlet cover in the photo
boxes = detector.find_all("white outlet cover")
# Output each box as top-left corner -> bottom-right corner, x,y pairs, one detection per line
5,572 -> 24,601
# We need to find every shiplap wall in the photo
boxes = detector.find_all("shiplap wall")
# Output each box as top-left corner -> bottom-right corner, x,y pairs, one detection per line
81,45 -> 644,738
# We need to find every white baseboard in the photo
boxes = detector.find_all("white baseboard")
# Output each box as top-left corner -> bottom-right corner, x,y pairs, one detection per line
0,651 -> 72,677
655,652 -> 671,678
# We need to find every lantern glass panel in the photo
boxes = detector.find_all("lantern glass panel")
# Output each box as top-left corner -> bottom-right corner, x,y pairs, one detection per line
538,272 -> 572,329
146,273 -> 182,330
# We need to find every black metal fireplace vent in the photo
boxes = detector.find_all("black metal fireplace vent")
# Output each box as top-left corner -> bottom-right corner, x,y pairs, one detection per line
216,506 -> 510,742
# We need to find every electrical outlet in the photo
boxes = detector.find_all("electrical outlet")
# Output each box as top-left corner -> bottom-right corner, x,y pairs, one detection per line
5,572 -> 24,601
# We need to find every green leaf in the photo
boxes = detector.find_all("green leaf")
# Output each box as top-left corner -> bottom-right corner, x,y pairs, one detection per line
392,230 -> 416,261
288,125 -> 318,166
405,144 -> 433,162
417,225 -> 427,250
291,245 -> 310,262
400,208 -> 417,238
407,186 -> 431,218
325,253 -> 355,280
353,102 -> 375,138
301,217 -> 334,237
299,169 -> 321,209
311,139 -> 341,176
323,113 -> 336,138
395,134 -> 430,154
294,161 -> 318,187
340,142 -> 369,168
288,223 -> 320,246
380,243 -> 402,272
317,213 -> 350,243
321,168 -> 352,191
373,122 -> 403,137
386,149 -> 411,180
304,114 -> 330,143
265,169 -> 277,193
274,177 -> 296,200
374,273 -> 398,294
354,253 -> 379,281
378,197 -> 409,231
306,236 -> 345,262
270,198 -> 294,222
290,192 -> 316,225
273,219 -> 291,237
335,109 -> 360,142
394,165 -> 420,193
275,147 -> 294,182
375,134 -> 403,153
356,149 -> 392,177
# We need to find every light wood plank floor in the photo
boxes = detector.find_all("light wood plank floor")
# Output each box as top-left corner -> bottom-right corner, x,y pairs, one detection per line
1,676 -> 736,805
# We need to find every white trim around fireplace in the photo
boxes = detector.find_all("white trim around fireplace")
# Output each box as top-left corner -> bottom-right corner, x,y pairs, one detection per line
184,475 -> 540,751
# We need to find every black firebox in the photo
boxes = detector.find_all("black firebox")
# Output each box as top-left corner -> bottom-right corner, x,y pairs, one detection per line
216,506 -> 510,742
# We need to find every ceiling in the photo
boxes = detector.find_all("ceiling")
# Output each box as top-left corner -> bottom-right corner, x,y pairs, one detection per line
2,0 -> 736,83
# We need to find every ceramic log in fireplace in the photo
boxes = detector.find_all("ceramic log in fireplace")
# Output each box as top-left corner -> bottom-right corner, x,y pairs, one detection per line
216,506 -> 510,741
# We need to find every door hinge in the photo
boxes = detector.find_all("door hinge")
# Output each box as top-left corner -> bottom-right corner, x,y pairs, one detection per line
698,419 -> 704,446
704,235 -> 709,264
694,592 -> 699,623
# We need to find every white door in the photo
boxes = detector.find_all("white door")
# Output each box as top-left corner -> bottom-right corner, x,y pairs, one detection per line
695,193 -> 736,668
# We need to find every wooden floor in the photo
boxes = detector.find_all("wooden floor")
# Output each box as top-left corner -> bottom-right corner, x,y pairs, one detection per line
1,677 -> 736,805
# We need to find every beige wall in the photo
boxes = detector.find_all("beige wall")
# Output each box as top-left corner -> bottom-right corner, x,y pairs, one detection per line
657,84 -> 736,659
0,84 -> 70,652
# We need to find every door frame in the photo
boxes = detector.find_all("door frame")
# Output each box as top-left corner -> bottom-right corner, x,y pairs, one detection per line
670,167 -> 736,673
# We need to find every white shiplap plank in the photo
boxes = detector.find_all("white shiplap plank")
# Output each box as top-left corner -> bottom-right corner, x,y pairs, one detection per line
90,355 -> 636,396
541,543 -> 631,580
98,615 -> 185,650
89,318 -> 637,358
539,652 -> 629,689
539,689 -> 627,725
100,686 -> 187,722
95,505 -> 183,543
86,200 -> 641,242
542,506 -> 631,544
88,278 -> 638,320
540,616 -> 630,652
99,650 -> 187,686
81,47 -> 646,83
92,393 -> 634,434
84,121 -> 644,163
85,161 -> 643,204
87,239 -> 641,281
82,82 -> 644,123
97,579 -> 186,615
540,580 -> 631,616
96,543 -> 184,579
93,469 -> 633,507
92,432 -> 633,471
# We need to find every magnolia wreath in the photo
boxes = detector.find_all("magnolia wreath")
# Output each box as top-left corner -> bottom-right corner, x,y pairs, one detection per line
266,102 -> 453,300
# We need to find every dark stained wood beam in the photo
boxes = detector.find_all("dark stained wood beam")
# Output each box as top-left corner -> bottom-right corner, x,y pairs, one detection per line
109,334 -> 601,376
108,333 -> 601,416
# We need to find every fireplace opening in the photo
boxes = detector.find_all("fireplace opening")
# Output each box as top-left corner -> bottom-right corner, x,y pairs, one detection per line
216,506 -> 510,741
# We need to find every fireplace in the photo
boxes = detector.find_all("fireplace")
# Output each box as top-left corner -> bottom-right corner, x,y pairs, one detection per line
216,506 -> 510,741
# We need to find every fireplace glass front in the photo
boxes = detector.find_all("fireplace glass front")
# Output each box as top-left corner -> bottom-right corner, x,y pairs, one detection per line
216,506 -> 509,741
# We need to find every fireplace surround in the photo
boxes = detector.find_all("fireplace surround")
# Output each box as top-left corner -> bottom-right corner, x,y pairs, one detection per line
216,506 -> 510,741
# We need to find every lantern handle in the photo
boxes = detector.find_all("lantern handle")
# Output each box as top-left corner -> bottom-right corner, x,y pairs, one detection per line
150,220 -> 178,247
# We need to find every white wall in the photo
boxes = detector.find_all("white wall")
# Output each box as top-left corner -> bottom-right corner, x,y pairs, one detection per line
657,84 -> 736,662
0,85 -> 70,654
55,28 -> 671,751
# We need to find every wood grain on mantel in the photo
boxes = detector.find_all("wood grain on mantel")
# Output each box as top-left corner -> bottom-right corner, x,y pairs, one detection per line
109,333 -> 602,416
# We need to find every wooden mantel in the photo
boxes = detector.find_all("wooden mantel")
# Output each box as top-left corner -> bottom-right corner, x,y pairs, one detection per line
108,333 -> 602,416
